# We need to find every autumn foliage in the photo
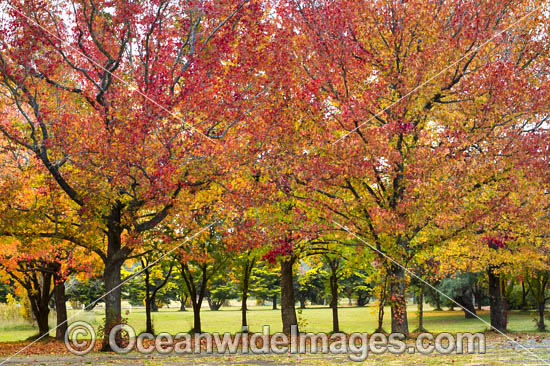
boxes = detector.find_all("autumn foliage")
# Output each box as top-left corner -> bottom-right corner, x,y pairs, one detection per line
0,0 -> 549,346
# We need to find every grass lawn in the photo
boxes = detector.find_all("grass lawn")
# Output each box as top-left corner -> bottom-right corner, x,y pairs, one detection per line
0,304 -> 547,342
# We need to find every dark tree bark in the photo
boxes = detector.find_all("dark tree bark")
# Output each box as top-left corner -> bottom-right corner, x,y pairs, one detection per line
488,267 -> 507,332
35,306 -> 50,338
2,260 -> 65,340
207,297 -> 223,311
377,301 -> 385,332
151,301 -> 159,312
416,285 -> 426,332
101,255 -> 124,350
325,256 -> 341,333
27,271 -> 54,338
142,258 -> 173,335
99,197 -> 178,350
280,258 -> 298,334
472,282 -> 483,311
241,257 -> 255,328
526,272 -> 549,331
191,300 -> 202,332
144,266 -> 153,334
180,262 -> 208,333
457,287 -> 477,319
179,294 -> 187,311
357,294 -> 369,306
537,301 -> 547,331
272,294 -> 277,310
376,275 -> 388,333
54,277 -> 68,341
434,292 -> 442,311
100,210 -> 131,352
520,281 -> 529,311
389,265 -> 409,336
329,271 -> 339,333
145,296 -> 154,333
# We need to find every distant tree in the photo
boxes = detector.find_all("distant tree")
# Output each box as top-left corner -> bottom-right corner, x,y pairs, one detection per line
525,270 -> 550,331
66,278 -> 105,310
436,273 -> 479,319
322,255 -> 343,333
175,220 -> 233,333
424,285 -> 443,311
295,265 -> 326,309
250,263 -> 280,309
341,271 -> 373,307
206,274 -> 238,311
233,251 -> 257,326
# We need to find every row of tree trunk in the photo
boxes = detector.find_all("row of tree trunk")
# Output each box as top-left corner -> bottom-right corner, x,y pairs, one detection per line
25,260 -> 514,346
28,277 -> 68,341
278,261 -> 511,336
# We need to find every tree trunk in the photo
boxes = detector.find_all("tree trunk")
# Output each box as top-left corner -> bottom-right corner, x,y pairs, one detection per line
299,298 -> 306,309
488,268 -> 507,332
537,300 -> 546,331
458,288 -> 477,319
520,281 -> 528,311
179,296 -> 186,311
101,257 -> 124,351
389,266 -> 409,336
36,306 -> 50,338
376,275 -> 387,333
151,300 -> 159,312
207,297 -> 223,311
179,262 -> 207,334
417,285 -> 425,332
272,294 -> 277,310
144,266 -> 154,334
192,301 -> 201,333
434,292 -> 442,311
357,294 -> 369,306
280,258 -> 298,334
29,295 -> 50,338
330,271 -> 339,333
241,292 -> 248,327
54,279 -> 68,341
100,208 -> 132,352
27,272 -> 53,338
241,259 -> 253,328
145,298 -> 154,334
475,284 -> 482,311
377,300 -> 385,332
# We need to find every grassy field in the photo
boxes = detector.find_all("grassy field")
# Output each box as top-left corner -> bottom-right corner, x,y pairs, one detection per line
1,305 -> 549,365
0,304 -> 547,342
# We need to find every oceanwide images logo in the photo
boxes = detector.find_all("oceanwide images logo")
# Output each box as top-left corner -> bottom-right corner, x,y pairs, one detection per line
65,322 -> 486,361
